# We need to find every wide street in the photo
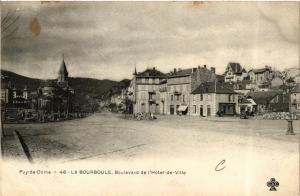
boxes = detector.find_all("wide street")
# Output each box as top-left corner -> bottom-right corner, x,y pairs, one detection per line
1,112 -> 299,195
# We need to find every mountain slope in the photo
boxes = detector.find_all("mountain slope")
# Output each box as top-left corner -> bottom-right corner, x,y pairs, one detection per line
1,69 -> 130,99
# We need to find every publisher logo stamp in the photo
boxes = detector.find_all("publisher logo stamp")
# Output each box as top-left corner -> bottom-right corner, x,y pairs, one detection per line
267,178 -> 279,191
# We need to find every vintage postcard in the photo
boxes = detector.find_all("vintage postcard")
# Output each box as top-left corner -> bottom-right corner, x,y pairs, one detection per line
1,1 -> 299,196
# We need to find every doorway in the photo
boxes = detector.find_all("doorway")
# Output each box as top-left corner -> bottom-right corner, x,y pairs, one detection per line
170,105 -> 174,115
200,105 -> 203,116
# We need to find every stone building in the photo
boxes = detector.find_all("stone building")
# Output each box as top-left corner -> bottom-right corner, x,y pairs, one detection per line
167,65 -> 217,115
130,65 -> 217,115
224,62 -> 247,83
290,83 -> 300,113
1,75 -> 13,105
131,67 -> 166,114
247,90 -> 289,113
248,66 -> 273,86
158,79 -> 168,114
190,81 -> 239,117
36,58 -> 75,120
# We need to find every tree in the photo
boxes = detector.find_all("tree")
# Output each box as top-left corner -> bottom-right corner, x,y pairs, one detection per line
1,9 -> 20,41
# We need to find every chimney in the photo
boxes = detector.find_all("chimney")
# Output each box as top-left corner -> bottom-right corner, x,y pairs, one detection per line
174,68 -> 177,73
198,65 -> 200,69
192,68 -> 197,73
153,67 -> 156,70
203,65 -> 207,68
211,67 -> 215,73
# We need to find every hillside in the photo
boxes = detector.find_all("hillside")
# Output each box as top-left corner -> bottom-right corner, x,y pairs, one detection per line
1,69 -> 130,99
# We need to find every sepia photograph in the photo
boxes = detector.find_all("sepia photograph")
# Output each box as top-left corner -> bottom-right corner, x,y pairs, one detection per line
1,1 -> 299,195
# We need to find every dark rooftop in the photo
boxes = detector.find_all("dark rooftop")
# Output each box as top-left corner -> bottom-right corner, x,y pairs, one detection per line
246,90 -> 282,104
136,67 -> 166,78
249,67 -> 271,74
225,62 -> 246,74
167,68 -> 193,78
192,81 -> 237,94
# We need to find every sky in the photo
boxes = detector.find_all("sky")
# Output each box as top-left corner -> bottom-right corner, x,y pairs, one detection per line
1,1 -> 299,81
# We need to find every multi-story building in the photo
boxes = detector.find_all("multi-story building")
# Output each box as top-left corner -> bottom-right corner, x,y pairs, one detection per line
1,75 -> 13,105
224,62 -> 248,83
190,81 -> 239,117
131,67 -> 166,114
291,83 -> 300,113
36,57 -> 75,119
167,65 -> 217,115
247,90 -> 289,113
248,66 -> 273,85
158,79 -> 168,114
11,86 -> 32,108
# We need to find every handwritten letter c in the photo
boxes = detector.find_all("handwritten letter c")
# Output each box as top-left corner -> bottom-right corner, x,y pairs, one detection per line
215,159 -> 226,171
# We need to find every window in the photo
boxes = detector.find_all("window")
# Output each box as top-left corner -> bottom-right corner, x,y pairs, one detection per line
207,94 -> 211,101
193,95 -> 196,101
207,105 -> 211,116
171,95 -> 174,101
183,95 -> 185,102
193,105 -> 197,113
200,94 -> 203,101
176,95 -> 180,101
228,94 -> 231,102
149,93 -> 154,100
145,78 -> 149,83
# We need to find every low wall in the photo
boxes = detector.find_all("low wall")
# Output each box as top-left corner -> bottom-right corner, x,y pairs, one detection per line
254,112 -> 299,120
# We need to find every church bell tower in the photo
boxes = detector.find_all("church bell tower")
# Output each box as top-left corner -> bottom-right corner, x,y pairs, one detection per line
57,54 -> 69,87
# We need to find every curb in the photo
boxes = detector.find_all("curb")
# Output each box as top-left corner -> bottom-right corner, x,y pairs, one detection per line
12,131 -> 33,163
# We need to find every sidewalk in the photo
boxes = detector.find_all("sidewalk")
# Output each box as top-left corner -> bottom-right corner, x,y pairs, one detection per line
1,131 -> 28,161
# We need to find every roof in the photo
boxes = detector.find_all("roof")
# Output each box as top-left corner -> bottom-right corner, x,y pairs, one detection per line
291,83 -> 300,93
225,62 -> 245,74
246,90 -> 282,104
249,67 -> 271,74
59,59 -> 68,75
191,81 -> 237,94
168,68 -> 193,77
136,68 -> 166,78
239,97 -> 256,105
40,80 -> 59,88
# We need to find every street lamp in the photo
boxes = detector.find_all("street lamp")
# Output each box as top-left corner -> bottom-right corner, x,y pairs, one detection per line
284,85 -> 295,135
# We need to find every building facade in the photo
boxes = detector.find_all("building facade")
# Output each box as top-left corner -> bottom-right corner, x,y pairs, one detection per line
167,65 -> 217,115
132,67 -> 166,114
131,65 -> 217,116
290,83 -> 300,113
190,81 -> 239,117
248,66 -> 273,85
36,58 -> 75,120
224,62 -> 247,83
1,75 -> 13,105
247,90 -> 289,113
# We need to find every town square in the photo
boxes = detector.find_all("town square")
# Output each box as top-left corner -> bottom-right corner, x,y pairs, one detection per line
1,1 -> 299,196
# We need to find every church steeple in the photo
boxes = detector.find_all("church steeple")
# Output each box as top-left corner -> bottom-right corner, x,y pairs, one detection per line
58,54 -> 69,85
133,66 -> 137,75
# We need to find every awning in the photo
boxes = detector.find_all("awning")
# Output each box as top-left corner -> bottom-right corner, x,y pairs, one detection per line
177,105 -> 188,111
